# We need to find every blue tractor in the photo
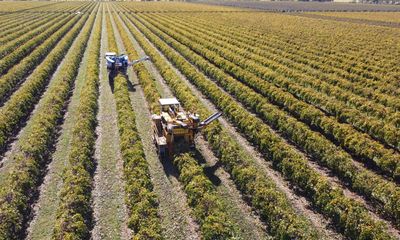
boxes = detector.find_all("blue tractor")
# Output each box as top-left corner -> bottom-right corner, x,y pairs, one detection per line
105,52 -> 150,75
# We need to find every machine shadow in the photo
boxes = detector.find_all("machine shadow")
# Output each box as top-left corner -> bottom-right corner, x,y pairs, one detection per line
158,145 -> 222,187
159,155 -> 180,180
127,80 -> 138,93
108,71 -> 139,94
194,148 -> 222,187
108,72 -> 115,93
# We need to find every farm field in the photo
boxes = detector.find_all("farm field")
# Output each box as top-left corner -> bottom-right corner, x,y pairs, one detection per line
0,1 -> 399,240
311,11 -> 400,23
203,1 -> 400,12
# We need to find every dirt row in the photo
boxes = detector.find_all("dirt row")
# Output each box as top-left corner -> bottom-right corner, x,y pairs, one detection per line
91,6 -> 129,240
132,11 -> 400,236
123,8 -> 400,238
109,5 -> 278,239
107,6 -> 200,239
0,5 -> 98,239
113,6 -> 346,239
1,3 -> 397,239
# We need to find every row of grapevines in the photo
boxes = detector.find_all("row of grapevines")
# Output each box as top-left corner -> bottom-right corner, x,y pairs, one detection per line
113,12 -> 236,239
0,14 -> 84,154
135,14 -> 400,227
0,14 -> 73,74
166,12 -> 400,101
173,153 -> 235,239
142,14 -> 400,175
222,14 -> 399,101
0,6 -> 96,239
52,8 -> 101,239
0,4 -> 76,28
233,14 -> 398,85
147,13 -> 400,150
126,12 -> 396,239
111,11 -> 160,112
106,11 -> 163,239
159,13 -> 399,122
72,2 -> 95,13
0,13 -> 62,59
47,2 -> 90,14
119,11 -> 320,239
0,14 -> 79,104
0,12 -> 55,45
0,1 -> 58,13
126,7 -> 368,79
115,73 -> 164,239
64,2 -> 93,13
0,12 -> 41,34
0,12 -> 24,21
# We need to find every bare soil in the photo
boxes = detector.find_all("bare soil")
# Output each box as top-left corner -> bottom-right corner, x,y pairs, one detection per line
122,12 -> 343,239
25,11 -> 98,240
92,7 -> 130,240
110,10 -> 201,240
135,15 -> 400,238
0,29 -> 76,182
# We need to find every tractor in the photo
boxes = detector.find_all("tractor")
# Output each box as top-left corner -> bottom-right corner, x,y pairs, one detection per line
105,52 -> 149,76
152,98 -> 222,157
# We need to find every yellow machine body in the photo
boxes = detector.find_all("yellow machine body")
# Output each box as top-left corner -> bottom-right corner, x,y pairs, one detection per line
152,98 -> 221,157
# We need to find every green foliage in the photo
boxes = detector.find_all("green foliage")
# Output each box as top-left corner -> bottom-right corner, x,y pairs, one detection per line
122,11 -> 395,239
174,153 -> 235,240
53,8 -> 101,240
136,12 -> 400,229
114,12 -> 235,239
120,11 -> 320,240
107,12 -> 162,240
156,14 -> 400,177
0,14 -> 69,75
0,14 -> 84,153
0,6 -> 97,239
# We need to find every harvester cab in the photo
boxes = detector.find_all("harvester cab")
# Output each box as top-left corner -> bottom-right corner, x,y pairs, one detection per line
105,52 -> 150,75
152,98 -> 222,157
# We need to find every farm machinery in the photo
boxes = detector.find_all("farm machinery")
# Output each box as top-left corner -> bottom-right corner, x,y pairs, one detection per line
105,52 -> 150,75
152,98 -> 222,157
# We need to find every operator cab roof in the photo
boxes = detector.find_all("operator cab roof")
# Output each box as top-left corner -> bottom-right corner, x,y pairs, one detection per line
105,52 -> 116,56
159,98 -> 180,106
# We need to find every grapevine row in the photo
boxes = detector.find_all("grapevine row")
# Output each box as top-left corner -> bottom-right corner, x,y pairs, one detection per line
0,12 -> 55,45
0,13 -> 62,59
106,11 -> 163,239
174,153 -> 235,239
0,14 -> 85,154
52,8 -> 101,239
253,17 -> 398,84
165,12 -> 400,98
0,12 -> 41,35
158,13 -> 399,122
135,13 -> 400,227
112,11 -> 238,238
199,13 -> 400,103
0,6 -> 95,239
0,14 -> 73,75
0,14 -> 79,104
141,14 -> 400,175
126,5 -> 392,80
126,12 -> 396,239
119,10 -> 321,239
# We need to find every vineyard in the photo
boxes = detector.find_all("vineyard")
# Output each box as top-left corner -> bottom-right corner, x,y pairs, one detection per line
0,1 -> 399,240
